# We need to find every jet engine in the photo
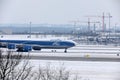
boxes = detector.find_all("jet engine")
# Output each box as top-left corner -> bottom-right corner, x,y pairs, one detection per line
0,43 -> 7,48
7,43 -> 16,49
17,45 -> 32,52
32,46 -> 41,50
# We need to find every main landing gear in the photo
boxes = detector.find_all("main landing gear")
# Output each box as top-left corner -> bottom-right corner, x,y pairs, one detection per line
51,49 -> 67,53
51,50 -> 56,52
117,54 -> 119,56
64,49 -> 67,53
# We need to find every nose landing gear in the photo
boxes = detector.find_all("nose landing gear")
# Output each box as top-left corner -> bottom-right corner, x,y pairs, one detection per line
64,49 -> 67,53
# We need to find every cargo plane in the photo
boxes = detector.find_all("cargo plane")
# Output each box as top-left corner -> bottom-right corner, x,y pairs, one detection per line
0,38 -> 76,53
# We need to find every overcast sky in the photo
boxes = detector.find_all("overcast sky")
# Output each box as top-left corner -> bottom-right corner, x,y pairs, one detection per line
0,0 -> 120,26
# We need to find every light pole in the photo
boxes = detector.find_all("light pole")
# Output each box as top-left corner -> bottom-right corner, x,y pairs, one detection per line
115,23 -> 117,35
29,22 -> 32,38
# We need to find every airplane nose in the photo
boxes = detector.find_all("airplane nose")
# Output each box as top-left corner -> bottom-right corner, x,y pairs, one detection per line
72,42 -> 76,46
63,40 -> 76,47
69,42 -> 76,47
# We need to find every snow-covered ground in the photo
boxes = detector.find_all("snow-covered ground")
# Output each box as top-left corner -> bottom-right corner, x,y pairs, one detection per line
30,60 -> 120,80
1,34 -> 120,80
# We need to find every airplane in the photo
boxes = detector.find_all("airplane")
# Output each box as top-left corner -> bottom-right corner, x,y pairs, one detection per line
0,38 -> 76,53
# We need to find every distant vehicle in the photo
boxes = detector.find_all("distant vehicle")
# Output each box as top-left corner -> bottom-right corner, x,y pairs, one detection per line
0,38 -> 76,53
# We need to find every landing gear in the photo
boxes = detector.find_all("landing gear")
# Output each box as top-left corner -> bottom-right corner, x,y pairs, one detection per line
117,54 -> 119,56
64,49 -> 67,53
51,50 -> 56,52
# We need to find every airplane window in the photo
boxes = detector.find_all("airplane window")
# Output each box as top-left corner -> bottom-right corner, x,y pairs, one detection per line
50,39 -> 61,41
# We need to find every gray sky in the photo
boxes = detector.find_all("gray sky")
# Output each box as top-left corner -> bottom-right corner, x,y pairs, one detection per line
0,0 -> 120,26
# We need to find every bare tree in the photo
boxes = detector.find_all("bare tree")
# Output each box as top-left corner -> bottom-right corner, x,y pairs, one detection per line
0,49 -> 88,80
54,64 -> 70,80
33,63 -> 70,80
33,63 -> 88,80
0,49 -> 33,80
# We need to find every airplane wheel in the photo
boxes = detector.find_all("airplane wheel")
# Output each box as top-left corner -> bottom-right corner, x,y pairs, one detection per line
64,49 -> 67,53
51,50 -> 56,52
51,50 -> 53,52
117,54 -> 119,56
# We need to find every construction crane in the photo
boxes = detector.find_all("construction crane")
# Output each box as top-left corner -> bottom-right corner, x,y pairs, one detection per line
89,21 -> 100,32
70,20 -> 80,34
73,18 -> 100,32
85,12 -> 112,32
70,18 -> 100,33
